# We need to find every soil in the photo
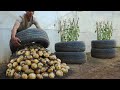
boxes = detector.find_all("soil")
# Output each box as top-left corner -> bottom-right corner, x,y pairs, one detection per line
1,48 -> 120,79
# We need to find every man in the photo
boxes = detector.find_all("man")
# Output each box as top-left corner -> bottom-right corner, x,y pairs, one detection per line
11,11 -> 42,47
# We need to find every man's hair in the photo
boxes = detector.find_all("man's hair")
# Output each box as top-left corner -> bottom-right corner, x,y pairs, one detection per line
26,11 -> 34,12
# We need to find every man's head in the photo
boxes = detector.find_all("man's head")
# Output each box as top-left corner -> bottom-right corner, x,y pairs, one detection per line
25,11 -> 34,18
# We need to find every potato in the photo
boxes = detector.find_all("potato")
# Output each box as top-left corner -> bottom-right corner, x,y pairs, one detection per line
38,51 -> 43,56
19,56 -> 24,61
29,69 -> 34,73
20,61 -> 25,66
21,50 -> 25,54
42,72 -> 49,78
32,59 -> 39,64
6,44 -> 70,79
30,48 -> 35,52
22,73 -> 28,79
31,63 -> 37,69
43,51 -> 46,53
38,63 -> 43,69
22,65 -> 29,72
15,66 -> 22,71
41,48 -> 45,51
25,69 -> 34,74
23,56 -> 27,60
47,51 -> 51,55
28,73 -> 36,79
41,67 -> 47,73
36,74 -> 43,79
7,63 -> 12,68
47,68 -> 53,73
17,58 -> 22,63
10,59 -> 16,63
35,69 -> 41,74
41,59 -> 46,64
53,61 -> 58,64
16,50 -> 22,55
26,55 -> 33,59
14,72 -> 21,79
25,60 -> 31,66
6,69 -> 10,76
56,70 -> 63,77
6,69 -> 15,77
13,62 -> 18,68
45,58 -> 50,62
49,55 -> 57,60
61,68 -> 68,74
35,49 -> 38,52
49,72 -> 55,79
10,69 -> 15,77
50,66 -> 55,70
48,61 -> 54,66
61,63 -> 67,66
65,66 -> 70,69
55,65 -> 61,70
55,63 -> 60,67
33,54 -> 39,59
56,59 -> 61,63
43,52 -> 49,58
61,63 -> 69,68
25,51 -> 30,56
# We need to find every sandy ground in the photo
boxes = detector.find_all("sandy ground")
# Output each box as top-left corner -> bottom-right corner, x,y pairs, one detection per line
0,48 -> 120,79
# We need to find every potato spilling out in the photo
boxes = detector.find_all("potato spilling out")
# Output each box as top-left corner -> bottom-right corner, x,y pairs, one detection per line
22,73 -> 28,79
28,73 -> 36,79
6,44 -> 70,79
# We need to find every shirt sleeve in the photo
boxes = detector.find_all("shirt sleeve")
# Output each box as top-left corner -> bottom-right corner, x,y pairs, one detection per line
16,16 -> 22,23
33,17 -> 43,30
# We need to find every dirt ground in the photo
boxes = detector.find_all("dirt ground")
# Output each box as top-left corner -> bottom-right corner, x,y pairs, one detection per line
0,48 -> 120,79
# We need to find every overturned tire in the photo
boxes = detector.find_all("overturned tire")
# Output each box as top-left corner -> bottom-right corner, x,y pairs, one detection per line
91,40 -> 116,49
10,28 -> 50,53
55,41 -> 85,52
55,52 -> 86,64
91,48 -> 116,59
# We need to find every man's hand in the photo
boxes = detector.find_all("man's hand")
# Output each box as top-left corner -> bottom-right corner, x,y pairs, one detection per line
11,37 -> 21,47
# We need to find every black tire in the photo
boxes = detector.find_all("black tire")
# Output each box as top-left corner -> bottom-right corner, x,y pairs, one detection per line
55,41 -> 85,52
10,28 -> 50,53
91,40 -> 116,49
55,52 -> 87,64
91,48 -> 116,59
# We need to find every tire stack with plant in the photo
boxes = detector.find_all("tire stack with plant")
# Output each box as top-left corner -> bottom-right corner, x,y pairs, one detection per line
5,28 -> 70,79
55,18 -> 86,64
91,21 -> 116,59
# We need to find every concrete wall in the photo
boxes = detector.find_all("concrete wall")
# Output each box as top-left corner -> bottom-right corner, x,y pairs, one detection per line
0,28 -> 11,63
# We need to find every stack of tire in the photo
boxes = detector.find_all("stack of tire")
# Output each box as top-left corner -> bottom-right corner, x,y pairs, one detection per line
10,28 -> 50,54
55,41 -> 86,64
91,40 -> 116,59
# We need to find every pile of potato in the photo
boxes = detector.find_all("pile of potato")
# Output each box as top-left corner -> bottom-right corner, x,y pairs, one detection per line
6,45 -> 70,79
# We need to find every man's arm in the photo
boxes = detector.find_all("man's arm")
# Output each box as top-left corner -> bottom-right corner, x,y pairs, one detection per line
11,21 -> 20,39
11,21 -> 21,47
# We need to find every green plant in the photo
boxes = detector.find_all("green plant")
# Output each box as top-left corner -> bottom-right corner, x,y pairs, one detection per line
57,18 -> 80,42
95,21 -> 113,40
